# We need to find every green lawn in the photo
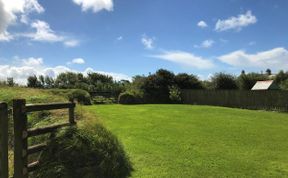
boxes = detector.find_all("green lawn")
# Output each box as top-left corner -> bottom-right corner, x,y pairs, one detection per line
85,104 -> 288,178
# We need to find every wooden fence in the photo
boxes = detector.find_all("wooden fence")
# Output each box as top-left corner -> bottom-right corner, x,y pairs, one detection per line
181,90 -> 288,111
0,99 -> 76,178
0,103 -> 8,178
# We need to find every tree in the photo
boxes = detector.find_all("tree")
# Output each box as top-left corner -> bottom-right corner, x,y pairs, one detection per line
44,76 -> 55,88
27,75 -> 41,88
7,77 -> 14,86
87,73 -> 113,85
211,73 -> 238,90
175,73 -> 203,89
266,69 -> 272,75
237,72 -> 268,90
54,72 -> 78,89
39,75 -> 45,88
275,70 -> 288,84
280,79 -> 288,90
142,69 -> 175,103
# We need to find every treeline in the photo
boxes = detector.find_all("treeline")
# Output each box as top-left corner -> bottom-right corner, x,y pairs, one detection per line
26,72 -> 129,96
1,68 -> 288,104
0,77 -> 17,87
120,69 -> 288,104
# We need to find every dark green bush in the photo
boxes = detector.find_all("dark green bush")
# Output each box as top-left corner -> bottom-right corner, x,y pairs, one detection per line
118,92 -> 141,104
92,96 -> 116,104
33,125 -> 133,178
211,73 -> 238,90
68,89 -> 91,105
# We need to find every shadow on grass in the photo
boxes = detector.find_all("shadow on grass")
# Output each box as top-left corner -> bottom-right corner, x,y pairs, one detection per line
32,124 -> 133,178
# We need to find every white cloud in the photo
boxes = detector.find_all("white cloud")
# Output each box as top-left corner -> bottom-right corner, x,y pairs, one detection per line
0,1 -> 79,46
151,51 -> 214,69
73,0 -> 113,13
117,36 -> 123,41
0,57 -> 130,84
194,39 -> 215,48
215,11 -> 257,32
218,47 -> 288,70
0,0 -> 44,41
141,34 -> 155,49
197,21 -> 208,28
22,57 -> 43,66
20,20 -> 79,47
71,58 -> 85,64
0,31 -> 13,41
248,41 -> 256,46
27,20 -> 64,42
64,40 -> 80,47
83,68 -> 131,81
220,38 -> 229,43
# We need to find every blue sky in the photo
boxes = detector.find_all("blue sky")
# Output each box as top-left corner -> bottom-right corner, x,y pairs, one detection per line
0,0 -> 288,83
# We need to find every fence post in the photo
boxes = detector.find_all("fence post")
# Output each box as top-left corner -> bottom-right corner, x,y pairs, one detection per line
69,103 -> 75,124
13,99 -> 28,178
0,102 -> 8,178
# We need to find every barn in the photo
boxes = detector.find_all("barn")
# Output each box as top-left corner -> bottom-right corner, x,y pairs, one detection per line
251,80 -> 279,90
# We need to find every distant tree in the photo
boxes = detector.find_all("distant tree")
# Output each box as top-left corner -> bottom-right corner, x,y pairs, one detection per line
237,72 -> 268,90
280,79 -> 288,90
44,76 -> 55,88
175,73 -> 203,89
211,73 -> 238,90
87,73 -> 113,85
275,70 -> 288,84
54,72 -> 78,89
27,75 -> 41,88
39,75 -> 45,88
0,80 -> 7,86
142,69 -> 175,103
266,69 -> 272,75
77,73 -> 88,83
241,70 -> 245,75
7,77 -> 14,87
201,80 -> 213,90
119,80 -> 130,85
125,75 -> 146,97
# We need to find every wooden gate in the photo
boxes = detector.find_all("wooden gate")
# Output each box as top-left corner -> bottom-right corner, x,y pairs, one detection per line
0,99 -> 76,178
13,99 -> 76,178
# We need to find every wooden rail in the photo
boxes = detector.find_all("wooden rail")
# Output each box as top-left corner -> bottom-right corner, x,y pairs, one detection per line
27,123 -> 72,137
26,103 -> 75,112
13,99 -> 76,178
27,143 -> 47,155
0,102 -> 8,178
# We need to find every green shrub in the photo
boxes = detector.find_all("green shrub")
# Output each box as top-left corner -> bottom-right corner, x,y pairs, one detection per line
92,96 -> 116,104
280,79 -> 288,90
32,125 -> 133,178
169,85 -> 182,103
118,92 -> 141,104
68,89 -> 91,105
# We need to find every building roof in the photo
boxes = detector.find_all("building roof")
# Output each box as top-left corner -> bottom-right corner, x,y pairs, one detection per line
251,80 -> 278,90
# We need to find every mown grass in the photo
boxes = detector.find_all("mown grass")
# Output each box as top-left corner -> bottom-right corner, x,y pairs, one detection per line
85,104 -> 288,178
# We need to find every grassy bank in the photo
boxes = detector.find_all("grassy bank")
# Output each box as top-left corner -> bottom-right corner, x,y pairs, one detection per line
85,104 -> 288,177
0,86 -> 132,177
0,86 -> 67,104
